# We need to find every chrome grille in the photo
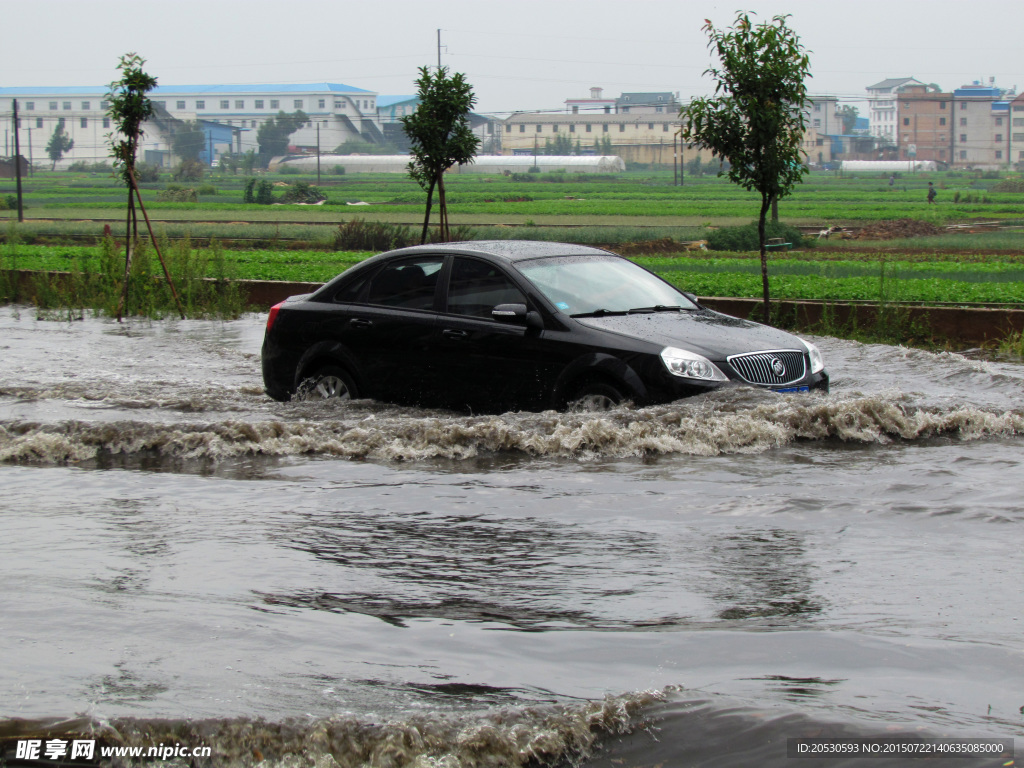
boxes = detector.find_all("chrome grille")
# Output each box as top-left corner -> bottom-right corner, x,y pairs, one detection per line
727,350 -> 806,386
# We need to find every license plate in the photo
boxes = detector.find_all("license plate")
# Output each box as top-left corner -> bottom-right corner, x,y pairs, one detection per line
774,385 -> 809,393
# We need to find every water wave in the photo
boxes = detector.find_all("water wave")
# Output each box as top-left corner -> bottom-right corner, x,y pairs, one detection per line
0,690 -> 664,768
1,391 -> 1022,465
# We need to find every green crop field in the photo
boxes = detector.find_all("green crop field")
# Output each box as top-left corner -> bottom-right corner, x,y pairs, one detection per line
4,167 -> 1024,228
3,165 -> 1024,339
5,242 -> 1024,306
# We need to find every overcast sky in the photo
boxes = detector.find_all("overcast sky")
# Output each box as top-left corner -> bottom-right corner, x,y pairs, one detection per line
3,0 -> 1020,115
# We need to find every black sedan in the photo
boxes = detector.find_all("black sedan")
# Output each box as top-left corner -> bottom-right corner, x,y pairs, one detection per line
261,241 -> 828,411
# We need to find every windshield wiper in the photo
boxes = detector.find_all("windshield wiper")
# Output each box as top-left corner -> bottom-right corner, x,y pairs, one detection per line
570,308 -> 629,318
627,305 -> 687,314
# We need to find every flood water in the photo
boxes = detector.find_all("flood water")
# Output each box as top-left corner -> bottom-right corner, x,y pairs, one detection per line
0,306 -> 1022,767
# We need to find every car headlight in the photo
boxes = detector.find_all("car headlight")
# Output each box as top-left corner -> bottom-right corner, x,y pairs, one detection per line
661,346 -> 728,381
800,338 -> 825,374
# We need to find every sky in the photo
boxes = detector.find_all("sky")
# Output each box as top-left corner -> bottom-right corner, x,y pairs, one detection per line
2,0 -> 1021,116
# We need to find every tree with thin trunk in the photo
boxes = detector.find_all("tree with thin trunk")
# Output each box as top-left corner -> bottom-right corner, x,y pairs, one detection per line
838,105 -> 859,135
107,53 -> 158,320
681,13 -> 811,324
401,66 -> 479,243
46,124 -> 74,170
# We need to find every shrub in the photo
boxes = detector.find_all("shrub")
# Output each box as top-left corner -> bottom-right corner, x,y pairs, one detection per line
330,165 -> 346,175
333,218 -> 414,251
68,161 -> 114,173
279,182 -> 326,204
134,162 -> 162,183
991,178 -> 1024,193
196,184 -> 218,196
157,185 -> 198,203
244,178 -> 275,205
255,179 -> 275,205
706,221 -> 807,251
278,165 -> 303,175
0,195 -> 18,211
173,159 -> 205,182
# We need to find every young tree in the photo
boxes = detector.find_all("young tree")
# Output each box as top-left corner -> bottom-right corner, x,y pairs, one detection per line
401,66 -> 479,243
256,110 -> 309,161
681,13 -> 811,323
46,124 -> 74,170
107,52 -> 157,320
107,53 -> 183,320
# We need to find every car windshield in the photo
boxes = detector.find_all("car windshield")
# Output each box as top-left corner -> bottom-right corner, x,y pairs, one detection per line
516,254 -> 697,316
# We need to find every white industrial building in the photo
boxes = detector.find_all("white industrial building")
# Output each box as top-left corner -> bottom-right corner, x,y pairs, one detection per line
1,82 -> 386,167
271,154 -> 626,174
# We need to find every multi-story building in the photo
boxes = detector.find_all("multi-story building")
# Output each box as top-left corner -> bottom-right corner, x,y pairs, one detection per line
502,110 -> 693,166
894,85 -> 952,163
806,95 -> 841,136
866,77 -> 924,146
1,82 -> 383,167
1011,93 -> 1024,167
951,83 -> 1012,168
505,88 -> 829,167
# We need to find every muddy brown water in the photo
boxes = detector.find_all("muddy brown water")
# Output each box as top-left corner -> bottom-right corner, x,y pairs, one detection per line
0,307 -> 1022,767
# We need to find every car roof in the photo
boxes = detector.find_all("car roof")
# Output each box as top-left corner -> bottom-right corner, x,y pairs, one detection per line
375,240 -> 618,264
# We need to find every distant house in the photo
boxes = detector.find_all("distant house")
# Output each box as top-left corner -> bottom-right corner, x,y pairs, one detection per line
616,92 -> 679,115
866,77 -> 924,145
565,87 -> 617,115
0,155 -> 29,178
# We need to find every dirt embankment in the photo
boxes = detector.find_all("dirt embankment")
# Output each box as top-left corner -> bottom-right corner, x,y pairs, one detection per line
846,219 -> 943,240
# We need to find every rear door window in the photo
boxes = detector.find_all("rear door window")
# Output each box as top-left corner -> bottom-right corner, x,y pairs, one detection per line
365,257 -> 444,310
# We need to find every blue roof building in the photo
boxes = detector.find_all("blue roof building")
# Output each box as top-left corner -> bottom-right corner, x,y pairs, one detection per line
1,82 -> 384,167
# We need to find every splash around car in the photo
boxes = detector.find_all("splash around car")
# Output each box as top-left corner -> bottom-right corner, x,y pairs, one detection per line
261,240 -> 828,411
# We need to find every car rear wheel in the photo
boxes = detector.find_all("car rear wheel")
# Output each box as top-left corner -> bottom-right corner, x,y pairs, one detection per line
567,380 -> 624,412
298,365 -> 358,401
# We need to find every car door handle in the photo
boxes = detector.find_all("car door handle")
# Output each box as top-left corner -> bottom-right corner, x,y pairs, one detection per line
442,329 -> 469,339
350,318 -> 373,329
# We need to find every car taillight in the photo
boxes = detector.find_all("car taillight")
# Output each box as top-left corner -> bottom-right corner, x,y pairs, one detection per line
266,301 -> 284,332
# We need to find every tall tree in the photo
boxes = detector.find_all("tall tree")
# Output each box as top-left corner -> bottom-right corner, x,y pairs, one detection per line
400,66 -> 479,243
256,110 -> 309,160
172,120 -> 206,162
46,123 -> 74,170
838,105 -> 859,134
681,13 -> 811,323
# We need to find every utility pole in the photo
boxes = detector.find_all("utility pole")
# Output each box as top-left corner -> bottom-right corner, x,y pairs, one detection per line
316,123 -> 321,185
437,29 -> 442,69
12,99 -> 24,222
673,133 -> 678,185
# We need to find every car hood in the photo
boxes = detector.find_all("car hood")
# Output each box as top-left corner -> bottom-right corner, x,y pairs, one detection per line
574,309 -> 805,360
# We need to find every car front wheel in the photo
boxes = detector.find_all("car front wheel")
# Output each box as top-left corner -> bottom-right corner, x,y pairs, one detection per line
567,380 -> 624,412
297,365 -> 358,401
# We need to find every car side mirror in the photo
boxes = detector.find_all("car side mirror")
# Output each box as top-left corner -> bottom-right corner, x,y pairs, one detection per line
681,291 -> 701,307
492,303 -> 543,330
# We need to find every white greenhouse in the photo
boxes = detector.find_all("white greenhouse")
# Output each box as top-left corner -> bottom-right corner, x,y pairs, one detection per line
839,160 -> 939,173
269,154 -> 626,174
